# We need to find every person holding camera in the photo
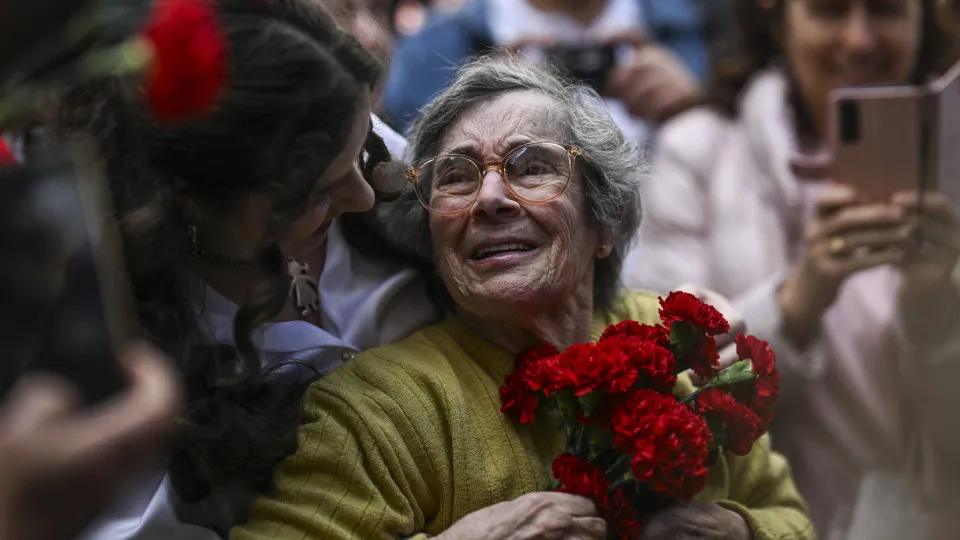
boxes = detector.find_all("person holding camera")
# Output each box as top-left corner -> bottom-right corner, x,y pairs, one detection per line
624,0 -> 960,538
0,1 -> 185,539
381,0 -> 731,144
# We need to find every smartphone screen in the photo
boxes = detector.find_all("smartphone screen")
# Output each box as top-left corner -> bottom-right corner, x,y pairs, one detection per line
0,157 -> 128,404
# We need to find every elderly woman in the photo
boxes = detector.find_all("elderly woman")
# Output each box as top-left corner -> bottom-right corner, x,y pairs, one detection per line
231,56 -> 814,540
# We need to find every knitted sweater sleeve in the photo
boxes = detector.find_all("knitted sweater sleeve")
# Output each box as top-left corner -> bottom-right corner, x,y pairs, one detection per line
230,348 -> 450,540
717,435 -> 816,540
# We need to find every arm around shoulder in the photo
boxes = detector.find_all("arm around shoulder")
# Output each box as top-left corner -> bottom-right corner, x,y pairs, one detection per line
230,352 -> 450,540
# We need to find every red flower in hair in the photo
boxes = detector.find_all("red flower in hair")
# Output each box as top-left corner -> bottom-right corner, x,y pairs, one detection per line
698,388 -> 763,456
144,0 -> 226,123
600,320 -> 670,348
608,390 -> 711,499
658,291 -> 730,336
0,138 -> 15,166
499,343 -> 557,423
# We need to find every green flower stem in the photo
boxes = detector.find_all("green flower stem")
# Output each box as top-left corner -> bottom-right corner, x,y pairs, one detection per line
575,424 -> 589,457
681,384 -> 708,405
608,472 -> 635,494
0,37 -> 152,126
605,453 -> 632,480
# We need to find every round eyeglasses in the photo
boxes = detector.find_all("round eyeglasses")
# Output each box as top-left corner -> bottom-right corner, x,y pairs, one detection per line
405,141 -> 583,215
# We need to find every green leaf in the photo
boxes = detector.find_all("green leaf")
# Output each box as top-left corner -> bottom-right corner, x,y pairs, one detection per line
711,360 -> 756,389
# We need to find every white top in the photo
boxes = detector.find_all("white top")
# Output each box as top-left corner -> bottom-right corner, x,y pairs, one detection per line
77,115 -> 437,540
487,0 -> 650,144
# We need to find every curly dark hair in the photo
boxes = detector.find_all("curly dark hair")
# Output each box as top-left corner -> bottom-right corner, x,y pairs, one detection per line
55,0 -> 387,516
708,0 -> 957,142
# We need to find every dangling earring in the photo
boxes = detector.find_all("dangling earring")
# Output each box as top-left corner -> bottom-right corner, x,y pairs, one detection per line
597,245 -> 610,258
187,223 -> 320,317
286,257 -> 320,317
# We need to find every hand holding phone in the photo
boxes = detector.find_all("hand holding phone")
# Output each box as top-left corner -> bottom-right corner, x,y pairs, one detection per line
0,342 -> 180,540
606,43 -> 699,123
0,148 -> 133,405
778,184 -> 908,348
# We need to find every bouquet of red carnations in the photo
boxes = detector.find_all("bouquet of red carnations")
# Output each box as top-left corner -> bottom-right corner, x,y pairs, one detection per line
499,291 -> 780,539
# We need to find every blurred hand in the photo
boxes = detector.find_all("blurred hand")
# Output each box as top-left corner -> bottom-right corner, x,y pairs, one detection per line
893,191 -> 960,344
607,40 -> 699,124
677,284 -> 746,383
779,184 -> 908,349
0,342 -> 181,540
641,501 -> 750,540
436,492 -> 606,540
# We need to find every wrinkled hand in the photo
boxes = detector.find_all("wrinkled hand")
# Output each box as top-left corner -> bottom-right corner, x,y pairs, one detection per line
641,501 -> 751,540
677,284 -> 746,383
779,184 -> 908,348
437,492 -> 606,540
0,342 -> 181,540
607,41 -> 699,123
893,191 -> 960,343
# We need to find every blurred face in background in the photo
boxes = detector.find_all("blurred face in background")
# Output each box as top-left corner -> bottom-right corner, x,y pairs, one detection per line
318,0 -> 392,63
784,0 -> 923,134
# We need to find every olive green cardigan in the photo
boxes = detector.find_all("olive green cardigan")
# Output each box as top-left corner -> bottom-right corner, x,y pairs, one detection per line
232,291 -> 815,539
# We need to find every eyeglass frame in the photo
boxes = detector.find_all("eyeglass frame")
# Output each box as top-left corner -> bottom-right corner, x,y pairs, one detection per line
404,141 -> 584,215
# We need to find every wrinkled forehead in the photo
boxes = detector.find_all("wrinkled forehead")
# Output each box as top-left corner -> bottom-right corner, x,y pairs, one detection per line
438,91 -> 566,158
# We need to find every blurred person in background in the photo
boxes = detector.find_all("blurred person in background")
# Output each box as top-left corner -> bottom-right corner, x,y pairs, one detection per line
0,1 -> 182,539
53,0 -> 436,538
381,0 -> 734,143
317,0 -> 395,64
623,0 -> 960,538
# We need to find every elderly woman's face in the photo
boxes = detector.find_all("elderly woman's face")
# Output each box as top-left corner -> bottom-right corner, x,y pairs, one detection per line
429,91 -> 603,316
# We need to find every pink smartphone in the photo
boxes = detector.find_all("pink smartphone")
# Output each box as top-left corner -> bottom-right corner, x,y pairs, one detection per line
828,58 -> 960,206
828,84 -> 925,202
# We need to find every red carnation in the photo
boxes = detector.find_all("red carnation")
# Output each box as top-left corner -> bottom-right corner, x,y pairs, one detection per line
736,334 -> 776,376
553,453 -> 610,507
606,488 -> 644,540
525,342 -> 639,397
608,390 -> 711,499
552,454 -> 643,540
500,343 -> 558,423
659,291 -> 730,336
144,0 -> 226,123
600,320 -> 670,348
604,337 -> 677,394
698,388 -> 763,456
685,335 -> 720,380
733,335 -> 780,426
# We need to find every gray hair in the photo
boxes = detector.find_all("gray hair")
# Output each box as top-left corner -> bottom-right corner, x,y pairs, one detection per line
377,55 -> 646,310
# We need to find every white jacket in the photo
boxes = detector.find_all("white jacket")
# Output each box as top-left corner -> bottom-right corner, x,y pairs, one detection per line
623,69 -> 960,539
